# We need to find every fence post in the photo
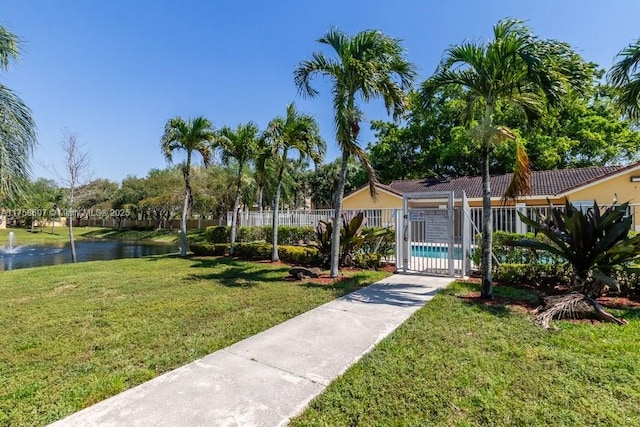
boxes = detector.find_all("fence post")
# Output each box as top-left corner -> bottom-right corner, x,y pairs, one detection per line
515,203 -> 527,234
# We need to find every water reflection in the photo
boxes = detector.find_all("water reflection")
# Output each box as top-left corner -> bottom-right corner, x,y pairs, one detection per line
0,240 -> 179,271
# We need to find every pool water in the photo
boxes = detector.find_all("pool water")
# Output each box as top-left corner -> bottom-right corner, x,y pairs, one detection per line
411,245 -> 463,260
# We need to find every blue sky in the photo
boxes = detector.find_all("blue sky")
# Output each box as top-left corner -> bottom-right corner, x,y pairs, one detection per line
1,1 -> 639,183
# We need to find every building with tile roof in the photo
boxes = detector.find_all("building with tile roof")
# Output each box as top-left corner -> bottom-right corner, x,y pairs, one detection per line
343,162 -> 640,229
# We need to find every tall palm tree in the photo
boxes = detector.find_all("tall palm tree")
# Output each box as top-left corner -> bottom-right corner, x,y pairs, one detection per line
218,122 -> 260,255
295,28 -> 416,277
254,136 -> 275,225
0,25 -> 36,203
263,103 -> 325,261
421,19 -> 591,298
160,116 -> 215,256
609,38 -> 640,120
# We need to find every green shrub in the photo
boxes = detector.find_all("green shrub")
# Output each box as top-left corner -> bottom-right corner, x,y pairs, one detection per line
494,263 -> 571,287
233,242 -> 272,260
237,226 -> 268,242
361,227 -> 395,259
205,226 -> 229,243
354,253 -> 382,270
277,226 -> 315,245
472,231 -> 563,267
614,268 -> 640,298
190,243 -> 227,256
206,225 -> 314,245
515,200 -> 640,298
279,245 -> 322,266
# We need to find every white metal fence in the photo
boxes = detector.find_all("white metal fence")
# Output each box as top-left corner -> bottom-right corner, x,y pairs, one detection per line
467,203 -> 640,235
231,204 -> 640,232
229,208 -> 398,228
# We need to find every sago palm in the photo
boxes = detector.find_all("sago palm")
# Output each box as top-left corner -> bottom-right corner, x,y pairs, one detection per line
609,37 -> 640,120
421,18 -> 590,298
295,27 -> 416,277
263,103 -> 325,261
0,25 -> 36,203
160,116 -> 215,256
217,122 -> 260,255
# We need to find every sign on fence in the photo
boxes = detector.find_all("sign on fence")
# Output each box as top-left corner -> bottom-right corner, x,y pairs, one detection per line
424,210 -> 449,243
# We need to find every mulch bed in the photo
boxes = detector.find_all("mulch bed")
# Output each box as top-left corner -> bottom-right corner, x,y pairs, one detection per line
460,277 -> 640,324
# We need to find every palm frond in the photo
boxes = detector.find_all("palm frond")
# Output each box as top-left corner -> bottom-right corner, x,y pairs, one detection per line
609,39 -> 640,86
0,26 -> 21,70
503,138 -> 532,201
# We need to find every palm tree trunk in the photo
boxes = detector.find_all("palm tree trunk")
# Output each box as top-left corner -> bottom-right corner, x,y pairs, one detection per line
480,104 -> 495,299
229,165 -> 244,255
180,187 -> 189,257
271,183 -> 282,262
180,154 -> 191,257
271,165 -> 286,262
330,152 -> 349,278
257,186 -> 264,227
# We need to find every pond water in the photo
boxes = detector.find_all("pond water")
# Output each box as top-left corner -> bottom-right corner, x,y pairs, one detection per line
0,240 -> 179,271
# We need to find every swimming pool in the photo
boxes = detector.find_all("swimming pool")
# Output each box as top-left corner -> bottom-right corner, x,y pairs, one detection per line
410,244 -> 463,260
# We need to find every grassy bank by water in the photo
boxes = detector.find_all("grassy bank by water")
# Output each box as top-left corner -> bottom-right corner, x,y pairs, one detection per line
1,227 -> 207,246
81,227 -> 203,243
0,227 -> 104,246
293,282 -> 640,426
0,256 -> 388,426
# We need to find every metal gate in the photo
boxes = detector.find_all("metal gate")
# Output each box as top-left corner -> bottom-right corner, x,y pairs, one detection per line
395,191 -> 471,277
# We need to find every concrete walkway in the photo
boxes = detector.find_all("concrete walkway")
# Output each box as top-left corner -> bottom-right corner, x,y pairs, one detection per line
50,274 -> 452,427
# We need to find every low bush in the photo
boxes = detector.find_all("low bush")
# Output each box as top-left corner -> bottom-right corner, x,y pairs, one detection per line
206,225 -> 314,245
361,227 -> 395,260
277,226 -> 315,245
205,226 -> 229,243
279,245 -> 322,266
354,253 -> 382,270
494,263 -> 571,287
472,231 -> 563,266
237,226 -> 268,242
614,268 -> 640,298
190,243 -> 227,256
234,242 -> 272,260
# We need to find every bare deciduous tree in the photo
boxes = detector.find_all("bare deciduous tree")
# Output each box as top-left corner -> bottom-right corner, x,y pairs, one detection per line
59,131 -> 91,262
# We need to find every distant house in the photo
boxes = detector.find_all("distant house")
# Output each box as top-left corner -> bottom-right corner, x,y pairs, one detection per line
342,162 -> 640,231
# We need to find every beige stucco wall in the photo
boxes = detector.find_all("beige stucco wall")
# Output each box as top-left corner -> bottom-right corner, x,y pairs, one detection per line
567,171 -> 640,205
343,170 -> 640,229
342,187 -> 402,210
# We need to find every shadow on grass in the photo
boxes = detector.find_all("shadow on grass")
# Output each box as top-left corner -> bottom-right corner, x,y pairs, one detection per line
184,257 -> 290,287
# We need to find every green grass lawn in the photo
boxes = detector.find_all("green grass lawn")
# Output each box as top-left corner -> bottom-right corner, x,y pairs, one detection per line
0,256 -> 389,426
81,227 -> 206,243
292,282 -> 640,427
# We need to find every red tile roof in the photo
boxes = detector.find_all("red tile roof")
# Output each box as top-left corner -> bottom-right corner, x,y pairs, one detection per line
385,163 -> 639,199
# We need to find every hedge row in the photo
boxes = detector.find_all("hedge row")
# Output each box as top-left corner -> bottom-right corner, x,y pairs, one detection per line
472,231 -> 564,266
190,242 -> 323,266
494,263 -> 571,287
495,262 -> 640,298
205,225 -> 314,245
190,242 -> 383,269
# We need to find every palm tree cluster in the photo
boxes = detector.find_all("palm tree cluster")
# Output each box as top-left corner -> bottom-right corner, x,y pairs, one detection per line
160,107 -> 325,259
7,19 -> 640,282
